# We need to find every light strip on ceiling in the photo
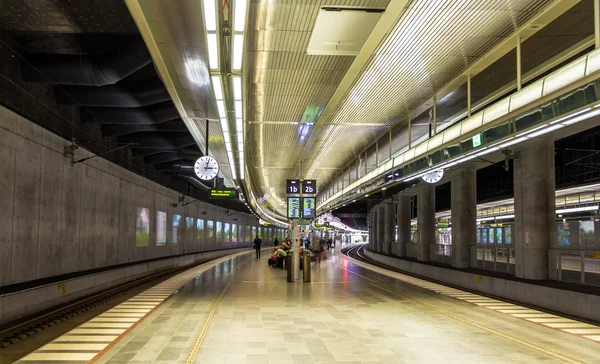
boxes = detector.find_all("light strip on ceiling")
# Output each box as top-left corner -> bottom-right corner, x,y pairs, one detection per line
232,34 -> 244,71
556,205 -> 599,214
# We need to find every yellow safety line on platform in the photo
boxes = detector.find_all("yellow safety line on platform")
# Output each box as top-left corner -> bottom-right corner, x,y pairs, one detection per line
342,267 -> 582,364
184,282 -> 231,364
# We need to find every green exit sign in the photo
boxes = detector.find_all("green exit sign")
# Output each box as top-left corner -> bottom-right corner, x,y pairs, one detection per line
472,134 -> 482,148
210,189 -> 238,199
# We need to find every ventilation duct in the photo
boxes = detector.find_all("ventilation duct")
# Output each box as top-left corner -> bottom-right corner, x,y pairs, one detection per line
56,79 -> 170,107
21,38 -> 151,86
82,102 -> 180,124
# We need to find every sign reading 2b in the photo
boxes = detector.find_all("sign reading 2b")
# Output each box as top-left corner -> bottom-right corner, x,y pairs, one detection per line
302,180 -> 317,194
286,179 -> 300,194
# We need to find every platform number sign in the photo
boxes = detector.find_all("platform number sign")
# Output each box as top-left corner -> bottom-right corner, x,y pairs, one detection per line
286,179 -> 300,194
302,180 -> 316,195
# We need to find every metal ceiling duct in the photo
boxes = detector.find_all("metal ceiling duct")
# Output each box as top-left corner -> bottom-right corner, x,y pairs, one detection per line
101,121 -> 189,137
21,38 -> 151,86
55,79 -> 170,107
82,102 -> 180,124
144,152 -> 202,165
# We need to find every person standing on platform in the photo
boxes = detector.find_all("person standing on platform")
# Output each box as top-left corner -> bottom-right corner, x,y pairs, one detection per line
254,235 -> 262,259
273,236 -> 279,247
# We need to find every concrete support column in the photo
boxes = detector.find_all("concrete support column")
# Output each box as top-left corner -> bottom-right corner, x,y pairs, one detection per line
383,200 -> 394,255
451,165 -> 477,269
396,195 -> 410,258
376,205 -> 385,253
417,184 -> 435,262
371,208 -> 378,252
292,222 -> 301,281
514,138 -> 556,280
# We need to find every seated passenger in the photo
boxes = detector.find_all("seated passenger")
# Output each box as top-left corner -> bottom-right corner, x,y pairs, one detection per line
275,248 -> 287,269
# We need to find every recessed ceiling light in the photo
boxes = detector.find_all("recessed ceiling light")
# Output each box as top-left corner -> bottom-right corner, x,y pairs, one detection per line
382,187 -> 387,190
365,194 -> 369,197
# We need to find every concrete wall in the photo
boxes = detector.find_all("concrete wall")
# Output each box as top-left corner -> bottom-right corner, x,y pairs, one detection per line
364,250 -> 600,323
0,104 -> 266,287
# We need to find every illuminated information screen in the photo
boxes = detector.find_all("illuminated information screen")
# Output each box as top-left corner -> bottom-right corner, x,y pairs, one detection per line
287,197 -> 301,219
210,189 -> 238,199
302,197 -> 315,219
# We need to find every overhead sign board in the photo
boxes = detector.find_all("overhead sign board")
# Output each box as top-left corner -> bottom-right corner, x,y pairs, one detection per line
302,180 -> 317,194
287,197 -> 301,219
302,197 -> 316,219
286,179 -> 300,194
472,133 -> 482,148
210,188 -> 238,198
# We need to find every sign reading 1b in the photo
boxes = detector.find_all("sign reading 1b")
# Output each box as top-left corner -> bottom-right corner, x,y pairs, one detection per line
286,179 -> 300,194
302,180 -> 317,194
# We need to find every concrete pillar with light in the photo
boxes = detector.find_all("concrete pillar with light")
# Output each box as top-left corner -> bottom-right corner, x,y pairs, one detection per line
383,199 -> 394,255
417,184 -> 435,262
377,204 -> 385,253
513,138 -> 556,280
396,195 -> 410,258
451,164 -> 477,269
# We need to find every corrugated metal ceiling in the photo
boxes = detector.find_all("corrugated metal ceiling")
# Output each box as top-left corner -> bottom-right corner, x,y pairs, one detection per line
245,0 -> 559,217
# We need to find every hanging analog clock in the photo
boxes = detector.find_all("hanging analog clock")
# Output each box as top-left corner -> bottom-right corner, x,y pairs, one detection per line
194,156 -> 220,180
421,169 -> 444,184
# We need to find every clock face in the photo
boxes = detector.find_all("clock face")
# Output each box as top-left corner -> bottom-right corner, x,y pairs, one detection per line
421,169 -> 444,184
194,156 -> 220,180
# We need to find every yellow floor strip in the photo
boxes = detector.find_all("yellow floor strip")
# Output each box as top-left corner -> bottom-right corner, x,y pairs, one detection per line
584,335 -> 600,341
184,282 -> 231,364
543,323 -> 597,328
70,328 -> 126,335
38,343 -> 108,351
20,353 -> 97,361
90,318 -> 139,323
563,329 -> 600,335
526,318 -> 577,323
53,336 -> 119,342
511,313 -> 558,318
80,323 -> 133,328
341,267 -> 582,364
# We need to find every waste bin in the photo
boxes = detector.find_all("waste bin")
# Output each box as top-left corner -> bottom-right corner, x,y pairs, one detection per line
303,251 -> 311,282
286,253 -> 293,282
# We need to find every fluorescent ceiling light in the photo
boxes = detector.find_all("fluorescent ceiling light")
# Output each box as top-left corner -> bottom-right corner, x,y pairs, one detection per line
234,0 -> 247,32
225,141 -> 232,152
232,34 -> 244,70
233,76 -> 242,100
207,33 -> 219,69
476,217 -> 489,222
562,108 -> 600,125
527,124 -> 564,138
235,100 -> 243,119
216,100 -> 226,118
237,131 -> 243,143
494,214 -> 515,220
224,132 -> 231,145
211,75 -> 223,100
556,205 -> 598,214
550,108 -> 591,124
238,142 -> 244,152
497,137 -> 528,149
203,0 -> 217,31
220,117 -> 229,133
236,118 -> 243,132
516,124 -> 546,138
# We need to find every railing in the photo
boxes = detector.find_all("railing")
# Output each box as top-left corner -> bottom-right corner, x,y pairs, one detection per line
471,246 -> 516,274
319,46 -> 600,212
430,244 -> 452,265
551,249 -> 600,286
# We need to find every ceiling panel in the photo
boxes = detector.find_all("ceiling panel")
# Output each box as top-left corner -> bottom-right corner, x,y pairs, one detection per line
245,0 -> 391,216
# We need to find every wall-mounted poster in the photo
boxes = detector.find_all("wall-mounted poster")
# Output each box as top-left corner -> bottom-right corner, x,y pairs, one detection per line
136,207 -> 150,247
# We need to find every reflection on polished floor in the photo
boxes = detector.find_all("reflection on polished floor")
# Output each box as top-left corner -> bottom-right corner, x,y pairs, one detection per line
14,248 -> 600,364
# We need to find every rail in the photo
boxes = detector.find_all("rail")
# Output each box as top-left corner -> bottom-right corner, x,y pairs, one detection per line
471,246 -> 516,274
551,249 -> 600,286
